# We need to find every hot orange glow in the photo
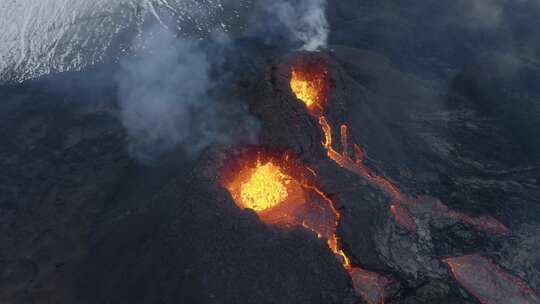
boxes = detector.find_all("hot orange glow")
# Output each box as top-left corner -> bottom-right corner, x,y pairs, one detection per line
329,234 -> 352,268
301,182 -> 352,268
238,161 -> 293,212
289,60 -> 391,303
319,117 -> 402,202
290,60 -> 329,116
220,148 -> 355,273
221,151 -> 307,225
287,58 -> 510,303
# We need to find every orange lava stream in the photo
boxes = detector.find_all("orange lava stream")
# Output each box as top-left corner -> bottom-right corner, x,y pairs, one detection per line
303,170 -> 386,304
290,61 -> 388,304
301,182 -> 352,268
320,116 -> 510,235
319,116 -> 420,233
289,59 -> 512,304
320,117 -> 402,200
221,149 -> 387,301
221,150 -> 354,270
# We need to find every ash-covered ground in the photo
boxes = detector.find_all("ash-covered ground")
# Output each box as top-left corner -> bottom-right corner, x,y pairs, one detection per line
1,1 -> 540,304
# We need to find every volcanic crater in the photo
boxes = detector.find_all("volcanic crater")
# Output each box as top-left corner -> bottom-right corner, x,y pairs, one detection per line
1,43 -> 539,304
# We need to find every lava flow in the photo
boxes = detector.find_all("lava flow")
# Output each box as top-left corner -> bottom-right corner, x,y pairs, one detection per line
289,58 -> 404,217
221,150 -> 307,225
289,60 -> 389,304
289,59 -> 401,201
288,58 -> 511,303
289,59 -> 508,236
220,149 -> 350,264
318,115 -> 417,232
221,148 -> 387,303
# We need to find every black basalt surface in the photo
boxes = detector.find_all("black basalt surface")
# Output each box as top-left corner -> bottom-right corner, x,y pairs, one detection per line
2,2 -> 540,303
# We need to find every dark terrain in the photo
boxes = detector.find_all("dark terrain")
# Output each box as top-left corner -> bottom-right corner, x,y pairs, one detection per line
1,1 -> 540,303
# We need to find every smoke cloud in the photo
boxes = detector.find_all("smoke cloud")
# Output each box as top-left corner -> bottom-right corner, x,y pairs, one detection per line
116,0 -> 331,162
248,0 -> 329,51
117,27 -> 259,162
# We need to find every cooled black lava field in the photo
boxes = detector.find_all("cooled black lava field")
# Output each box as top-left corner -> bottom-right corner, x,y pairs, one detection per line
1,1 -> 539,304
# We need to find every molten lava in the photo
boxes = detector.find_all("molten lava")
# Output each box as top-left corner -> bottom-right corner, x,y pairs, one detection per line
290,59 -> 329,116
221,151 -> 307,225
238,161 -> 295,212
289,60 -> 508,236
288,61 -> 390,304
220,148 -> 361,288
288,59 -> 509,303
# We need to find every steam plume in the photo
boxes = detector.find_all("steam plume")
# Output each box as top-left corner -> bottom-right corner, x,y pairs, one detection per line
117,27 -> 259,162
117,0 -> 331,162
249,0 -> 329,51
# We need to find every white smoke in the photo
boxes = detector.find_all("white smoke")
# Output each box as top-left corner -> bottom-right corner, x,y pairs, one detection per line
116,0 -> 333,162
249,0 -> 329,51
117,27 -> 259,162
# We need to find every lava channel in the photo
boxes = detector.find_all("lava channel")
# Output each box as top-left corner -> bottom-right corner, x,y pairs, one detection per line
289,59 -> 508,236
289,59 -> 409,232
221,149 -> 347,260
289,60 -> 391,304
220,148 -> 388,303
288,58 -> 516,302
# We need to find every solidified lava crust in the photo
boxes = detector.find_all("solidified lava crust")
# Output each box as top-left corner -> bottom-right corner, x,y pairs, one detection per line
445,254 -> 540,304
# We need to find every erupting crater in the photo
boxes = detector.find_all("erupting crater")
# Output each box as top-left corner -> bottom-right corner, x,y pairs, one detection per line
229,160 -> 302,212
218,56 -> 512,304
290,57 -> 329,117
219,148 -> 390,301
220,149 -> 340,239
220,150 -> 307,225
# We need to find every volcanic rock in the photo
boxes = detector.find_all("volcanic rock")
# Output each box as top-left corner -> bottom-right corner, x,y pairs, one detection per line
2,7 -> 540,302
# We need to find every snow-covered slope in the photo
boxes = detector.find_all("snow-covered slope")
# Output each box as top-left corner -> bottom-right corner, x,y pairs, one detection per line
0,0 -> 248,83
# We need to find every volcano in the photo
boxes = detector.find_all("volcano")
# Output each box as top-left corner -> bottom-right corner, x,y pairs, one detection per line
220,150 -> 308,225
1,2 -> 540,304
290,57 -> 329,117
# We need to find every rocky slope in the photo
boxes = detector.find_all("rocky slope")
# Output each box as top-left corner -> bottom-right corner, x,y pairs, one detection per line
1,42 -> 538,303
1,1 -> 539,303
